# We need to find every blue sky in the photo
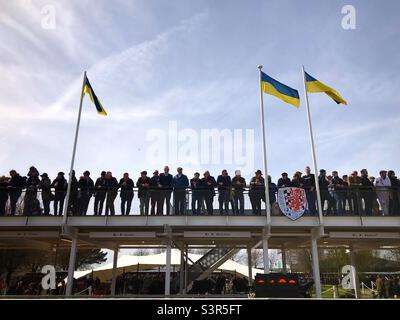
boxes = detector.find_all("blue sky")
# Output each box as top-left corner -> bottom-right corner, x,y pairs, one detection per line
0,0 -> 399,182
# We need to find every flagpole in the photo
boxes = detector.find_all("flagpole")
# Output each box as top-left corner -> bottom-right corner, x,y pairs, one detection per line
62,71 -> 87,225
258,65 -> 271,225
301,66 -> 324,225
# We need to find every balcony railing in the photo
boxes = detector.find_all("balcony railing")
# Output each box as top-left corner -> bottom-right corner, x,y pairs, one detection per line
0,187 -> 398,217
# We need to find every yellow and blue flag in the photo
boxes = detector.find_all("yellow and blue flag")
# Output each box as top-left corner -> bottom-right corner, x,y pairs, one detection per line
261,71 -> 300,108
83,77 -> 107,115
305,72 -> 347,105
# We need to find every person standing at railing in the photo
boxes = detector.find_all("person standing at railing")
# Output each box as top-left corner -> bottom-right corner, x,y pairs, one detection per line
201,171 -> 217,215
7,170 -> 26,215
302,167 -> 317,216
375,170 -> 391,216
267,175 -> 278,207
249,170 -> 265,215
349,171 -> 361,215
173,167 -> 189,215
217,169 -> 231,215
78,171 -> 94,216
51,172 -> 67,216
331,171 -> 345,215
0,176 -> 9,216
137,171 -> 151,215
277,172 -> 291,188
39,173 -> 52,215
94,171 -> 107,215
104,172 -> 119,216
67,170 -> 78,215
231,170 -> 246,215
159,166 -> 173,215
150,170 -> 161,215
190,172 -> 202,215
342,175 -> 352,214
388,170 -> 399,215
119,172 -> 134,215
24,168 -> 41,215
318,169 -> 334,215
360,169 -> 374,216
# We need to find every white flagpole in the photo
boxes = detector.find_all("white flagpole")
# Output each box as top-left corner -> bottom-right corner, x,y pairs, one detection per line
301,66 -> 324,225
62,71 -> 87,225
258,65 -> 271,224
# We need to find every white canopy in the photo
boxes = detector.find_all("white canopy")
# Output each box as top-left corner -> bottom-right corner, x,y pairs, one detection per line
73,249 -> 263,282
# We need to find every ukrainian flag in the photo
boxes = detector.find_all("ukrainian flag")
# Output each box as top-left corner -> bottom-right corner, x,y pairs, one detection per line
83,77 -> 107,115
305,72 -> 347,105
261,72 -> 300,108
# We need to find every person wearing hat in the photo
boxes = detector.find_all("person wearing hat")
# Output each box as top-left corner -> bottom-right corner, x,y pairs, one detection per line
119,172 -> 134,215
137,171 -> 151,215
217,169 -> 231,215
249,170 -> 265,215
172,167 -> 189,215
277,172 -> 291,188
150,170 -> 161,215
39,173 -> 52,215
374,170 -> 391,216
78,170 -> 95,216
231,170 -> 246,215
51,172 -> 68,216
190,172 -> 202,215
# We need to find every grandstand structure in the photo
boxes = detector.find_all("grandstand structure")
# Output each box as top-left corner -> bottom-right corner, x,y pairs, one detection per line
0,189 -> 399,298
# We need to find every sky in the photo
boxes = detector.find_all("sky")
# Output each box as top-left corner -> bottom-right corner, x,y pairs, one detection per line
1,0 -> 399,183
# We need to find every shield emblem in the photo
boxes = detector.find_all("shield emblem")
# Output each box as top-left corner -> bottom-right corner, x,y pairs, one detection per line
277,187 -> 307,221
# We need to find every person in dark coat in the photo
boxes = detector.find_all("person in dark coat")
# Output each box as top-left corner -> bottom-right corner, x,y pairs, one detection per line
268,175 -> 278,206
190,172 -> 202,215
200,171 -> 217,215
150,170 -> 161,215
231,170 -> 246,215
172,167 -> 189,215
388,170 -> 399,215
104,172 -> 118,216
318,169 -> 334,215
119,172 -> 134,215
137,171 -> 151,215
302,166 -> 316,215
277,172 -> 291,188
0,176 -> 9,216
360,169 -> 374,216
24,168 -> 41,215
51,172 -> 67,216
7,170 -> 26,215
249,170 -> 265,215
78,171 -> 94,216
159,166 -> 173,215
67,170 -> 78,215
217,170 -> 231,215
94,171 -> 107,215
39,173 -> 52,215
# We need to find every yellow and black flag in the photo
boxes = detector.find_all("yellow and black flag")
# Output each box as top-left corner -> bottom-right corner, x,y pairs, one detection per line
305,71 -> 347,105
83,76 -> 107,115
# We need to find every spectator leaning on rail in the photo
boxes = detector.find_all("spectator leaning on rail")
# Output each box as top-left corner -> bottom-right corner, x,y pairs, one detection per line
67,170 -> 78,215
8,170 -> 26,215
24,167 -> 41,215
388,170 -> 399,215
190,172 -> 202,215
150,170 -> 161,215
172,167 -> 189,216
39,173 -> 52,215
159,166 -> 173,215
78,171 -> 94,216
374,170 -> 391,216
331,171 -> 345,215
267,175 -> 278,207
318,169 -> 334,215
119,172 -> 134,215
249,170 -> 265,215
277,172 -> 291,188
51,172 -> 67,216
348,171 -> 361,214
137,171 -> 151,215
104,172 -> 119,216
231,170 -> 246,215
217,169 -> 231,215
201,171 -> 217,215
94,171 -> 107,215
302,167 -> 316,216
360,169 -> 374,216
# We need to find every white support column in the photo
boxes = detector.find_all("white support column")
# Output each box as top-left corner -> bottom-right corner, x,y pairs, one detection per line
349,247 -> 360,299
111,246 -> 119,296
165,241 -> 172,296
66,238 -> 78,296
310,234 -> 322,298
262,239 -> 269,274
179,244 -> 185,294
184,246 -> 188,294
281,247 -> 287,274
247,246 -> 253,285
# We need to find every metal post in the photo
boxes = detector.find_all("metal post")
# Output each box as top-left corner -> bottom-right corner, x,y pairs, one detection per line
281,247 -> 287,274
111,246 -> 119,296
247,246 -> 253,285
310,234 -> 322,298
165,242 -> 172,296
184,246 -> 188,294
349,248 -> 360,299
262,238 -> 270,274
258,65 -> 271,224
179,245 -> 185,294
65,238 -> 78,296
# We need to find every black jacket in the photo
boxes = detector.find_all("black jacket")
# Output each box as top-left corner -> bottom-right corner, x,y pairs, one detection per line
119,178 -> 134,198
51,177 -> 67,195
137,177 -> 151,198
217,175 -> 231,192
78,177 -> 94,196
8,174 -> 26,196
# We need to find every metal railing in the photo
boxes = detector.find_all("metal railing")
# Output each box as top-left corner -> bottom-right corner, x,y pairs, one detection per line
0,187 -> 399,217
